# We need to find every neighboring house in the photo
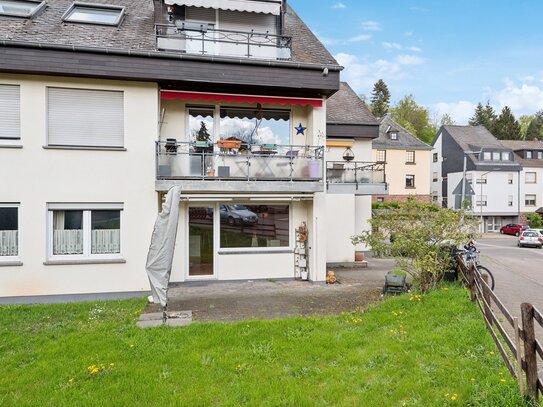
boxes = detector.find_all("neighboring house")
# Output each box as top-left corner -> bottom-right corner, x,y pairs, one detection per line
0,0 -> 343,302
372,114 -> 432,203
500,140 -> 543,216
431,125 -> 522,232
324,82 -> 386,263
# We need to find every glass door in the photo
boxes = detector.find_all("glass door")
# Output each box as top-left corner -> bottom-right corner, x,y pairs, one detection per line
188,206 -> 214,277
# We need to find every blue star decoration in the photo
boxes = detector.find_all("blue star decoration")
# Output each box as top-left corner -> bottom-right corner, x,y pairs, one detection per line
295,123 -> 307,135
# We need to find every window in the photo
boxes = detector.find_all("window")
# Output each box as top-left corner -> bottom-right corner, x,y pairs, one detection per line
0,204 -> 18,260
492,152 -> 500,161
405,175 -> 415,188
465,174 -> 473,184
188,107 -> 214,144
376,197 -> 385,203
219,204 -> 289,249
0,0 -> 45,17
525,172 -> 537,184
476,195 -> 488,207
389,132 -> 398,140
525,194 -> 536,206
501,152 -> 510,161
406,150 -> 415,164
507,195 -> 513,207
483,152 -> 491,160
0,84 -> 20,141
433,152 -> 438,163
432,172 -> 438,182
508,173 -> 514,184
476,174 -> 487,184
376,150 -> 386,163
538,151 -> 543,159
47,87 -> 124,148
62,2 -> 125,26
526,151 -> 533,159
47,204 -> 122,261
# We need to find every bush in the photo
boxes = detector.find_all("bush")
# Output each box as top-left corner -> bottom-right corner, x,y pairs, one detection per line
526,212 -> 543,229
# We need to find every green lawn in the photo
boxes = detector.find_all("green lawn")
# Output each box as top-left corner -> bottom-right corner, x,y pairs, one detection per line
0,286 -> 530,406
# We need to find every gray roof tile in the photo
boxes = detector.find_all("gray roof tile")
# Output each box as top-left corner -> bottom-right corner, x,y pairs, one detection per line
373,114 -> 432,150
501,139 -> 543,168
326,82 -> 377,125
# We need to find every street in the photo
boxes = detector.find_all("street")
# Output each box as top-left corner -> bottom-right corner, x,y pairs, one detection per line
477,235 -> 543,318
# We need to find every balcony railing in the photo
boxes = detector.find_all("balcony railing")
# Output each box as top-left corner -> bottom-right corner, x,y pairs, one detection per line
326,161 -> 386,187
156,140 -> 324,182
156,23 -> 292,60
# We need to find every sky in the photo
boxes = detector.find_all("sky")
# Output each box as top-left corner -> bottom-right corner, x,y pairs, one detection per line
289,0 -> 543,124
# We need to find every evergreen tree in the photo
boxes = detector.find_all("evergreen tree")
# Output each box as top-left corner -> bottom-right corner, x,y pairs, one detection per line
525,110 -> 543,140
468,101 -> 496,132
195,121 -> 211,143
493,106 -> 521,140
370,79 -> 391,118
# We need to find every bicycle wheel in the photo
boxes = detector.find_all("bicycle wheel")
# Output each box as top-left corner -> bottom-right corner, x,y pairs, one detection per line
476,265 -> 495,290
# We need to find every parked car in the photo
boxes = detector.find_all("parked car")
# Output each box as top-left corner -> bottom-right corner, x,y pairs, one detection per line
517,230 -> 543,248
500,224 -> 529,236
220,205 -> 258,225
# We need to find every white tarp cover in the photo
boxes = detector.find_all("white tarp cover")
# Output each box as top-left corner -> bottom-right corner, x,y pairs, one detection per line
145,186 -> 181,307
164,0 -> 281,15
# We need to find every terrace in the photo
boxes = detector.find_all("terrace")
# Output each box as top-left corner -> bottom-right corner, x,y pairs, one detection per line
326,161 -> 387,195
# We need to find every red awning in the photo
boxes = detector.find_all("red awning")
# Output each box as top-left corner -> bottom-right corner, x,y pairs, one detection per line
160,90 -> 323,107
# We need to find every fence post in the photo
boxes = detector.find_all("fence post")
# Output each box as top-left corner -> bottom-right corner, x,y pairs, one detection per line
513,317 -> 525,396
481,274 -> 492,326
469,263 -> 476,302
521,303 -> 539,402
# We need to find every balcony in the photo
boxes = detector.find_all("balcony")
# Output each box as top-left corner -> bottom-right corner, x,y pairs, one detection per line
326,161 -> 387,195
156,23 -> 292,60
156,140 -> 324,193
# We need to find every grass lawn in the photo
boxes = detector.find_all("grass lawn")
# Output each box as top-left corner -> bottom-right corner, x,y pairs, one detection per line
0,285 -> 530,406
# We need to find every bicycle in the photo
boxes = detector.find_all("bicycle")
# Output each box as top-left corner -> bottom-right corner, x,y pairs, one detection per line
456,247 -> 495,290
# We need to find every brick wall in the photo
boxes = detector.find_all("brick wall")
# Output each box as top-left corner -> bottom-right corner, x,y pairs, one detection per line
372,194 -> 431,204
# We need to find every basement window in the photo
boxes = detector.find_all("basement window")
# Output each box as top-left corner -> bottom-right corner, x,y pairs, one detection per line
0,0 -> 45,18
62,2 -> 125,26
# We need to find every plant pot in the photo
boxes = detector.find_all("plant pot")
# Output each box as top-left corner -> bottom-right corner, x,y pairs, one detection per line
300,271 -> 309,280
217,139 -> 242,149
355,251 -> 365,262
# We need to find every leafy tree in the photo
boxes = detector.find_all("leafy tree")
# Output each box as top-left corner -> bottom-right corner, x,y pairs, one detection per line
468,101 -> 497,132
370,79 -> 391,118
391,95 -> 436,144
439,113 -> 455,126
518,115 -> 533,140
493,106 -> 521,140
525,110 -> 543,140
352,198 -> 479,293
526,212 -> 543,229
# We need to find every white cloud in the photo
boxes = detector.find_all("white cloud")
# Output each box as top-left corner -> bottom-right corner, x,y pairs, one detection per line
349,34 -> 372,42
431,101 -> 477,125
382,41 -> 402,50
396,54 -> 426,65
332,2 -> 346,9
404,31 -> 413,37
361,20 -> 382,31
491,78 -> 543,114
407,46 -> 422,52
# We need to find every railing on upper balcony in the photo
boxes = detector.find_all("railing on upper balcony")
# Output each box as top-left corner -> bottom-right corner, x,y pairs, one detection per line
326,161 -> 386,185
155,23 -> 292,60
156,140 -> 324,182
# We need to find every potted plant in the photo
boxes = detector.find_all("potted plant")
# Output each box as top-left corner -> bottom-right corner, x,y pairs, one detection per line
192,121 -> 212,153
217,138 -> 242,150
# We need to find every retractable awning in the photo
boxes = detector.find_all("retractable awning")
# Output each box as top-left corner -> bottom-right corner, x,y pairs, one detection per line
160,90 -> 323,107
164,0 -> 282,15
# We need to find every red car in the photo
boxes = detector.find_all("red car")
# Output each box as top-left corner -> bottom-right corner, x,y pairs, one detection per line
500,224 -> 529,236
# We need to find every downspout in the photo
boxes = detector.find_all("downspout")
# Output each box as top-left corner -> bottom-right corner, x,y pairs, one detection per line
518,170 -> 521,223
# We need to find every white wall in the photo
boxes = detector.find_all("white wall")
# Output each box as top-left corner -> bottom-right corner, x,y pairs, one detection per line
0,74 -> 159,298
519,167 -> 543,212
431,133 -> 442,202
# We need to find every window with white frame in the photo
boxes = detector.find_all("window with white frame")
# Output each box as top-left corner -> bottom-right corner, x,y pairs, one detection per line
507,195 -> 513,207
377,197 -> 385,203
432,172 -> 438,182
525,194 -> 536,206
376,149 -> 386,163
0,204 -> 18,259
390,132 -> 398,140
526,151 -> 533,159
433,152 -> 438,163
538,151 -> 543,159
47,87 -> 124,148
483,152 -> 491,160
476,195 -> 487,206
501,152 -> 510,161
406,150 -> 415,164
47,204 -> 122,260
525,172 -> 537,184
0,84 -> 20,141
62,3 -> 125,26
508,173 -> 514,184
405,174 -> 415,188
0,0 -> 45,17
492,152 -> 500,161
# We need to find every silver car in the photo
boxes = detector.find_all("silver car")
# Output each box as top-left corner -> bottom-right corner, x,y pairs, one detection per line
517,229 -> 543,248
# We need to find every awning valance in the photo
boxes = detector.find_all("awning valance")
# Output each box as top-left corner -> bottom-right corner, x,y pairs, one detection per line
164,0 -> 282,15
160,90 -> 323,107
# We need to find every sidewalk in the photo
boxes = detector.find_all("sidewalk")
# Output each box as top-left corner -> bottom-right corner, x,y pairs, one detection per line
142,257 -> 396,323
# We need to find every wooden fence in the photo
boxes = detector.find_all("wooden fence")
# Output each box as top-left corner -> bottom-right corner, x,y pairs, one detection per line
456,254 -> 543,402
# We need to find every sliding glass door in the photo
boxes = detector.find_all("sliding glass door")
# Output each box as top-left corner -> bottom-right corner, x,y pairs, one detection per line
188,206 -> 214,277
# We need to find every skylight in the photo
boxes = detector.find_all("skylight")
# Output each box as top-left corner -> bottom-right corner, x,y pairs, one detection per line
0,0 -> 45,18
62,2 -> 125,26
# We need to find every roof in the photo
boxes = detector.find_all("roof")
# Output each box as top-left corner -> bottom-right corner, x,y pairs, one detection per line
441,125 -> 505,151
501,139 -> 543,168
373,114 -> 432,150
327,82 -> 377,125
0,0 -> 339,67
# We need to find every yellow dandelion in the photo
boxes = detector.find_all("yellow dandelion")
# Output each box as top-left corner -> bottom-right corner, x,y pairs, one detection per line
489,351 -> 495,355
500,378 -> 506,383
130,344 -> 135,348
451,394 -> 457,401
110,363 -> 114,367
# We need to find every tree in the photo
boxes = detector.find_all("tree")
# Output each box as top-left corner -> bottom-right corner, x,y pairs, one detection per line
391,94 -> 436,144
439,113 -> 455,126
194,121 -> 211,143
493,106 -> 521,140
468,101 -> 496,132
352,199 -> 479,293
370,79 -> 391,118
519,115 -> 534,140
525,110 -> 543,140
526,213 -> 543,229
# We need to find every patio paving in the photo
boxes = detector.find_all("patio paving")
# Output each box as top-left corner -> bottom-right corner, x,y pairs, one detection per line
141,257 -> 396,324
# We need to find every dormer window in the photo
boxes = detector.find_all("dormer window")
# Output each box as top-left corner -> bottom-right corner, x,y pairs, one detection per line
389,132 -> 398,140
0,0 -> 45,18
482,152 -> 491,160
538,151 -> 543,159
62,2 -> 125,26
501,152 -> 510,161
526,151 -> 533,159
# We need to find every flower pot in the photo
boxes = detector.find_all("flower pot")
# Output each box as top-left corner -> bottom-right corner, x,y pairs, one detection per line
217,139 -> 242,149
355,251 -> 365,262
300,271 -> 309,280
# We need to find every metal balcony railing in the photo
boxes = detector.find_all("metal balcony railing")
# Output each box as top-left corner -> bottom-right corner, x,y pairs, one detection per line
156,140 -> 324,182
326,161 -> 386,185
156,23 -> 292,60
